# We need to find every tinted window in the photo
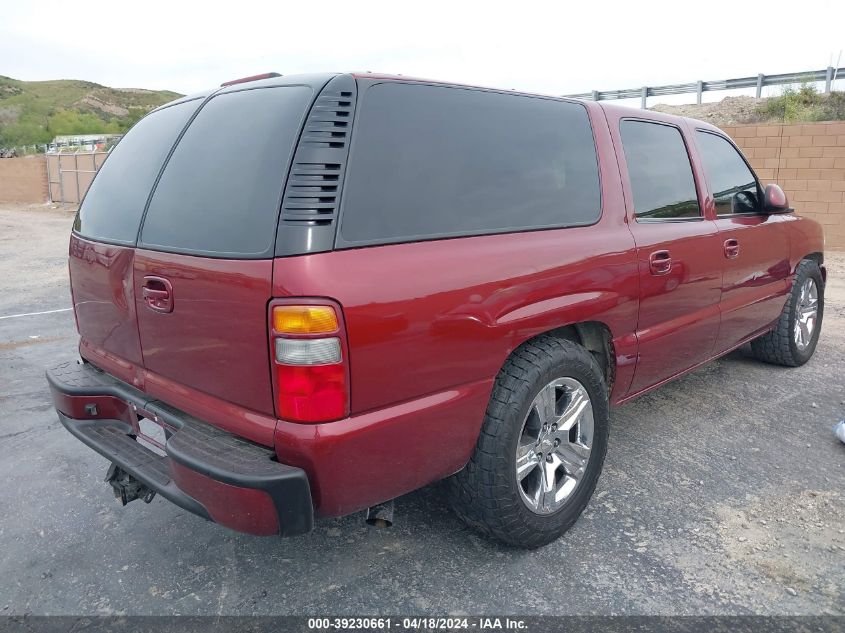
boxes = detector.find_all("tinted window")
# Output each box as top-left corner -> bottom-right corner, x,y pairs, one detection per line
74,99 -> 200,243
620,120 -> 701,220
339,83 -> 600,245
140,86 -> 312,257
695,131 -> 761,215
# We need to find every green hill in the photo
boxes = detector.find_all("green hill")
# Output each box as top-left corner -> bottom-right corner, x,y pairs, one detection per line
0,75 -> 183,147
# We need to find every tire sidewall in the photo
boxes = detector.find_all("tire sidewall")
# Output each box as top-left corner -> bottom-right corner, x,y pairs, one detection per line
502,344 -> 608,535
789,263 -> 824,365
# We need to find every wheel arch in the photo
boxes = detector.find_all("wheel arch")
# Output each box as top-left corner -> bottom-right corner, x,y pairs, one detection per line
511,321 -> 616,397
802,252 -> 826,283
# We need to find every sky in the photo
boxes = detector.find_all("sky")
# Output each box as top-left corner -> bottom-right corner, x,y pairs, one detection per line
2,0 -> 844,106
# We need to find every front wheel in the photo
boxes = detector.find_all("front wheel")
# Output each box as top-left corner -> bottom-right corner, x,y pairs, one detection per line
750,259 -> 824,367
445,336 -> 609,548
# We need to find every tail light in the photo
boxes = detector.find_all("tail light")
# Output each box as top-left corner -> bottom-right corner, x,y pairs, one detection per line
269,302 -> 349,423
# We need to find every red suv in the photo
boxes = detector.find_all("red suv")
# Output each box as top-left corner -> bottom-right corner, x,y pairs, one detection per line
48,72 -> 825,548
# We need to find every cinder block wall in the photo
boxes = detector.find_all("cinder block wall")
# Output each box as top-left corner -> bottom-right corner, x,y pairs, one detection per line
0,156 -> 48,203
719,121 -> 845,249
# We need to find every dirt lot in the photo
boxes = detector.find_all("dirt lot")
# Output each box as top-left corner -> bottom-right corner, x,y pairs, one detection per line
651,96 -> 768,127
0,204 -> 843,616
650,92 -> 845,127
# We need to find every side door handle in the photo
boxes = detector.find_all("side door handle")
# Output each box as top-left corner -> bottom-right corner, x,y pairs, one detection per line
724,238 -> 740,259
649,250 -> 672,276
141,276 -> 174,313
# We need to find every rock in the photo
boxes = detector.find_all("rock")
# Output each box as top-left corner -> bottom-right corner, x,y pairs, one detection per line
786,587 -> 797,596
738,536 -> 748,542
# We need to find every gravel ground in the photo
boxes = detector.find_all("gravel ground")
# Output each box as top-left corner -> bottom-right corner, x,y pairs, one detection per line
0,203 -> 843,616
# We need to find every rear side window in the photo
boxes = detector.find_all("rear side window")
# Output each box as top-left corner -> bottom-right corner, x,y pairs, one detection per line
140,86 -> 312,258
339,83 -> 600,245
73,99 -> 200,244
695,130 -> 761,215
620,120 -> 701,221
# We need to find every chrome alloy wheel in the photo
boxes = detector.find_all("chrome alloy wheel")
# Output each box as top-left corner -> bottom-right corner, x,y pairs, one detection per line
515,377 -> 594,515
794,277 -> 819,351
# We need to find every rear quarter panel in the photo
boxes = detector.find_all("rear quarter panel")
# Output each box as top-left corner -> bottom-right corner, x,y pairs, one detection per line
274,225 -> 639,414
272,222 -> 639,516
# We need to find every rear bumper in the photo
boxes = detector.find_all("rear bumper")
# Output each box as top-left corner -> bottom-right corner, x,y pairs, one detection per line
46,360 -> 313,537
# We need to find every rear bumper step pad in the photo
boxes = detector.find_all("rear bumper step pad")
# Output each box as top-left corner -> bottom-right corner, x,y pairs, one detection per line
47,360 -> 314,536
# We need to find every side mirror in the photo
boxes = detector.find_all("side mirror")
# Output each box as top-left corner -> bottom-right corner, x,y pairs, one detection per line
763,184 -> 793,214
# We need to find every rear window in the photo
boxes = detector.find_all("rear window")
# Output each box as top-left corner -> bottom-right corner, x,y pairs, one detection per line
140,86 -> 312,258
73,99 -> 201,244
339,83 -> 601,246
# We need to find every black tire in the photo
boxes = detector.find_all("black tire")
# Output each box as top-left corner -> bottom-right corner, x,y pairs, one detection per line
445,336 -> 609,549
749,259 -> 824,367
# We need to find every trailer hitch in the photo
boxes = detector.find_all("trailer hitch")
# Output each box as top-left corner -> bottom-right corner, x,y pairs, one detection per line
105,464 -> 156,506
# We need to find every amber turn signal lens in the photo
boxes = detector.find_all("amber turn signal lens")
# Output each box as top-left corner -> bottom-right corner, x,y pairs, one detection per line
273,305 -> 338,334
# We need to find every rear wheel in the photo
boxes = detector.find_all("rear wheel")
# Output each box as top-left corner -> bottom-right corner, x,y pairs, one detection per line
750,259 -> 824,367
445,336 -> 608,548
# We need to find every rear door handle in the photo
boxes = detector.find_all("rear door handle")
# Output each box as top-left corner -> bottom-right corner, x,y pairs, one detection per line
649,250 -> 672,276
724,238 -> 740,259
141,276 -> 173,313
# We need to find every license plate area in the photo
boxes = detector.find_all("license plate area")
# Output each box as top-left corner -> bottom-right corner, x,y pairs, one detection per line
129,405 -> 173,457
137,417 -> 167,456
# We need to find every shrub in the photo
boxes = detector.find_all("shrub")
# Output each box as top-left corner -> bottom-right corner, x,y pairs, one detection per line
759,83 -> 845,122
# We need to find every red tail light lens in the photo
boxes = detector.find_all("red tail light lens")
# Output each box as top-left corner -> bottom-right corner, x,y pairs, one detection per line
275,363 -> 346,422
270,302 -> 348,423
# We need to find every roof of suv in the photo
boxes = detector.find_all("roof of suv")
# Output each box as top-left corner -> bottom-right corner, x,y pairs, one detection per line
598,100 -> 721,135
151,72 -> 342,114
349,72 -> 720,134
154,71 -> 721,144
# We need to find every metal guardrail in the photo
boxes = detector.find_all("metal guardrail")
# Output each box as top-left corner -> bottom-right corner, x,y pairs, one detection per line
566,66 -> 844,108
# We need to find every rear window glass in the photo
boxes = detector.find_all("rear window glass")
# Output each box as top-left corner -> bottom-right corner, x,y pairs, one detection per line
339,83 -> 601,245
73,99 -> 201,244
619,120 -> 701,220
140,86 -> 312,258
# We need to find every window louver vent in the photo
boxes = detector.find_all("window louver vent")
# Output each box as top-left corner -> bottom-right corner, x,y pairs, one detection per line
281,162 -> 341,226
299,90 -> 353,149
280,76 -> 356,243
